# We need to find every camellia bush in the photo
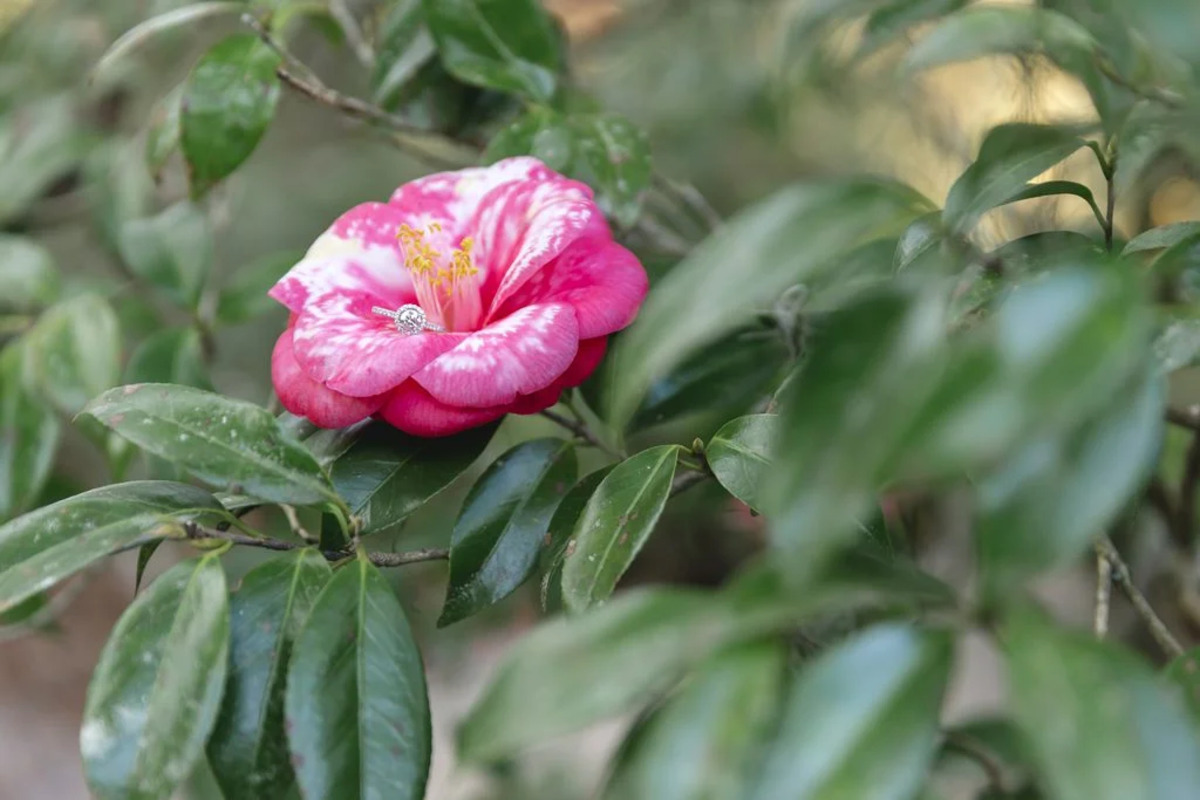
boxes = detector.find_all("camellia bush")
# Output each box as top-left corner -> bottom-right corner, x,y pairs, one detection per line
8,0 -> 1200,798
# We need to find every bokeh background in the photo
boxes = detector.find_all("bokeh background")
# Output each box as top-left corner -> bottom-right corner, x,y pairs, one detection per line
3,0 -> 1199,797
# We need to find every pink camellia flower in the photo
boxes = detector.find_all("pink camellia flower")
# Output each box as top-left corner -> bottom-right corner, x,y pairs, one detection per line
269,157 -> 648,436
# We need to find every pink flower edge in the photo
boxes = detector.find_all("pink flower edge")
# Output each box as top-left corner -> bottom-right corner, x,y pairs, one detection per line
268,158 -> 647,437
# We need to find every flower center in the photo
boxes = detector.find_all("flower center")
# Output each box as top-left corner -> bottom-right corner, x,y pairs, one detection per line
396,222 -> 483,331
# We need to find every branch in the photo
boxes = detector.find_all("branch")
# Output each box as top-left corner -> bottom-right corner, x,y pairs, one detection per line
1094,56 -> 1184,109
943,732 -> 1011,794
540,408 -> 624,460
670,468 -> 709,497
1096,537 -> 1185,659
181,521 -> 448,568
1094,545 -> 1113,638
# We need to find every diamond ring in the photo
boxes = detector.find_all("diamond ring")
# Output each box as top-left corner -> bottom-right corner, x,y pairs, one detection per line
371,304 -> 445,335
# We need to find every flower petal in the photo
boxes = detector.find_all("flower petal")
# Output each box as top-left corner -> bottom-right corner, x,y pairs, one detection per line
557,336 -> 608,388
380,381 -> 507,437
271,328 -> 382,428
415,303 -> 579,407
391,158 -> 604,312
487,237 -> 647,338
269,202 -> 416,313
292,290 -> 466,397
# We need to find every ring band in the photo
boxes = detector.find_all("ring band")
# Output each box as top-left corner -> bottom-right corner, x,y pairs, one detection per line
371,304 -> 445,336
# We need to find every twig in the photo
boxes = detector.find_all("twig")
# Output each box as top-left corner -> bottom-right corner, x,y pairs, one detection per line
670,468 -> 709,497
540,408 -> 624,460
1096,537 -> 1185,659
280,504 -> 317,544
181,521 -> 448,568
652,171 -> 721,231
1103,155 -> 1116,252
328,0 -> 374,69
943,732 -> 1010,793
1094,545 -> 1113,638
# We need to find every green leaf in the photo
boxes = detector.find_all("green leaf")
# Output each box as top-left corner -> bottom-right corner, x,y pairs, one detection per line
117,202 -> 212,309
215,249 -> 300,324
629,322 -> 788,434
0,235 -> 59,312
134,541 -> 161,595
209,550 -> 331,800
764,287 -> 948,573
82,555 -> 230,800
0,481 -> 222,613
0,344 -> 61,520
561,445 -> 680,612
706,414 -> 776,513
26,294 -> 121,416
998,180 -> 1104,227
181,34 -> 282,196
462,558 -> 952,763
422,0 -> 563,102
750,625 -> 952,800
539,466 -> 613,613
487,109 -> 652,228
83,384 -> 337,506
1155,319 -> 1200,373
125,327 -> 211,389
93,2 -> 247,81
903,7 -> 1097,75
331,421 -> 496,534
1165,647 -> 1200,722
608,178 -> 933,427
1006,610 -> 1200,800
146,85 -> 183,178
944,124 -> 1087,233
440,438 -> 576,626
371,0 -> 438,108
1124,222 -> 1200,256
977,369 -> 1164,595
860,0 -> 971,54
602,642 -> 786,800
0,96 -> 92,225
286,554 -> 431,800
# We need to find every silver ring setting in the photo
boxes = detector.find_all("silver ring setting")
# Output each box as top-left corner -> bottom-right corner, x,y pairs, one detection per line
371,304 -> 445,336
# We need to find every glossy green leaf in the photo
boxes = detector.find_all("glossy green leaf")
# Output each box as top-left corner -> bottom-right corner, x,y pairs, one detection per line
944,124 -> 1087,233
133,541 -> 161,595
181,34 -> 282,196
602,642 -> 786,800
26,294 -> 121,416
903,7 -> 1097,75
609,178 -> 933,427
93,2 -> 246,81
117,202 -> 212,309
630,322 -> 788,434
83,384 -> 337,506
765,287 -> 948,574
750,625 -> 953,800
286,554 -> 431,800
977,369 -> 1164,595
125,327 -> 211,389
487,109 -> 652,228
1006,610 -> 1200,800
82,556 -> 230,800
860,0 -> 970,54
1124,222 -> 1200,256
0,591 -> 50,628
0,235 -> 59,312
1165,647 -> 1200,722
331,421 -> 496,534
462,558 -> 952,763
208,550 -> 331,800
422,0 -> 562,102
0,481 -> 222,613
706,414 -> 777,513
215,250 -> 300,324
0,344 -> 60,520
999,180 -> 1104,226
561,445 -> 680,612
540,466 -> 613,613
371,0 -> 438,107
440,439 -> 576,626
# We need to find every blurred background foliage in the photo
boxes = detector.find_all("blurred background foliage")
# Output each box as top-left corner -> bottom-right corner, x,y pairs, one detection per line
6,0 -> 1200,798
